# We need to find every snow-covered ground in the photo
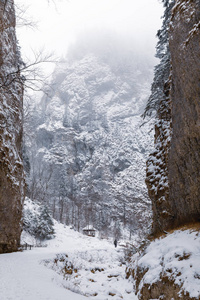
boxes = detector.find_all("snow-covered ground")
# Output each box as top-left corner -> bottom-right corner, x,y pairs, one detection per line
2,208 -> 199,300
0,222 -> 137,300
129,228 -> 200,299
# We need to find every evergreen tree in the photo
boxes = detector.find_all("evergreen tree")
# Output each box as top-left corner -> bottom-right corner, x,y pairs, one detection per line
143,0 -> 175,118
23,202 -> 55,240
23,208 -> 39,236
36,205 -> 55,240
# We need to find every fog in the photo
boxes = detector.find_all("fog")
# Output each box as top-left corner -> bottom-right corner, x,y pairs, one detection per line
16,0 -> 163,60
19,0 -> 163,242
66,29 -> 158,80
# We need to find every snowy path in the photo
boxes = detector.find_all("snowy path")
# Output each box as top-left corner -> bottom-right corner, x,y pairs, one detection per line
0,223 -> 137,300
0,250 -> 87,300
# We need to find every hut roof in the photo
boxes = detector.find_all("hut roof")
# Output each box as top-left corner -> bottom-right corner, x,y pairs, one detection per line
83,225 -> 96,231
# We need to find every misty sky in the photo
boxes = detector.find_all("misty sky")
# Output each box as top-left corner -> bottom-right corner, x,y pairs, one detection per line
16,0 -> 164,60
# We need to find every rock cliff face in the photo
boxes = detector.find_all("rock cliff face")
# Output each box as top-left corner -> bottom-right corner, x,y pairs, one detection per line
147,0 -> 200,234
26,49 -> 155,238
146,83 -> 172,234
145,0 -> 175,235
0,0 -> 24,253
168,0 -> 200,228
130,1 -> 200,299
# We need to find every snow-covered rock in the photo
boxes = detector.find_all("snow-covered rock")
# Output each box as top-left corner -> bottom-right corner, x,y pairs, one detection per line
26,40 -> 155,239
0,0 -> 25,253
127,228 -> 200,299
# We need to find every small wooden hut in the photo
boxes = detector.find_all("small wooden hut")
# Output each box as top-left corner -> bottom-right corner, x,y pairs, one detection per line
82,225 -> 96,237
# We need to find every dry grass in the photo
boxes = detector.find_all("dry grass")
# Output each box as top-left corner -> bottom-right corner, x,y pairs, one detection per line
148,222 -> 200,241
168,222 -> 200,233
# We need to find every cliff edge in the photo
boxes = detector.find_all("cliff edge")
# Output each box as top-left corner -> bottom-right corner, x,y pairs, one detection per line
168,0 -> 200,228
146,0 -> 200,234
0,0 -> 24,253
129,1 -> 200,299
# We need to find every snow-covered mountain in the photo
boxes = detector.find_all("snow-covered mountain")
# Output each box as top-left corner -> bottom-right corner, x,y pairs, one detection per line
26,38 -> 155,239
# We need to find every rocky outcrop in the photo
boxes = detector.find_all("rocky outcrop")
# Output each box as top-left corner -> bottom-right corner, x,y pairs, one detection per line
145,0 -> 175,235
146,0 -> 200,234
146,82 -> 172,234
130,1 -> 200,299
168,0 -> 200,228
127,229 -> 200,300
0,0 -> 24,253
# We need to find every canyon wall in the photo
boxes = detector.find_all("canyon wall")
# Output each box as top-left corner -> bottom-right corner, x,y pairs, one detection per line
145,0 -> 174,235
168,0 -> 200,228
26,51 -> 154,239
0,0 -> 24,253
130,1 -> 200,299
146,0 -> 200,234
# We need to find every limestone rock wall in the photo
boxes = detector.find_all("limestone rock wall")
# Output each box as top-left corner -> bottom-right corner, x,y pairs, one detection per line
168,0 -> 200,228
0,0 -> 24,253
147,0 -> 200,234
29,53 -> 154,239
127,0 -> 200,300
130,1 -> 200,299
146,83 -> 172,234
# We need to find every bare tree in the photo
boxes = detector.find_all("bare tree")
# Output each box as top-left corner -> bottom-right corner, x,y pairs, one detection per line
28,151 -> 53,204
15,2 -> 37,29
0,49 -> 56,91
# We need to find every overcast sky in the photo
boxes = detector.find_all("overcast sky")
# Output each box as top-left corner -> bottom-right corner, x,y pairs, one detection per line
16,0 -> 164,60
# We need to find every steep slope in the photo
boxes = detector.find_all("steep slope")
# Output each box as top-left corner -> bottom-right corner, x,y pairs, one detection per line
0,209 -> 138,300
0,1 -> 24,252
27,48 -> 155,238
127,227 -> 200,299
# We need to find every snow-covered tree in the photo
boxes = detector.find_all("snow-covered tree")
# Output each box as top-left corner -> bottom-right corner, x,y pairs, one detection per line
23,208 -> 38,236
23,200 -> 55,240
36,205 -> 55,240
143,0 -> 175,118
144,0 -> 175,234
24,31 -> 155,240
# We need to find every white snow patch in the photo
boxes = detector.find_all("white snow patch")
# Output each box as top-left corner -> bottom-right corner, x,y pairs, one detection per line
133,229 -> 200,298
0,220 -> 137,300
